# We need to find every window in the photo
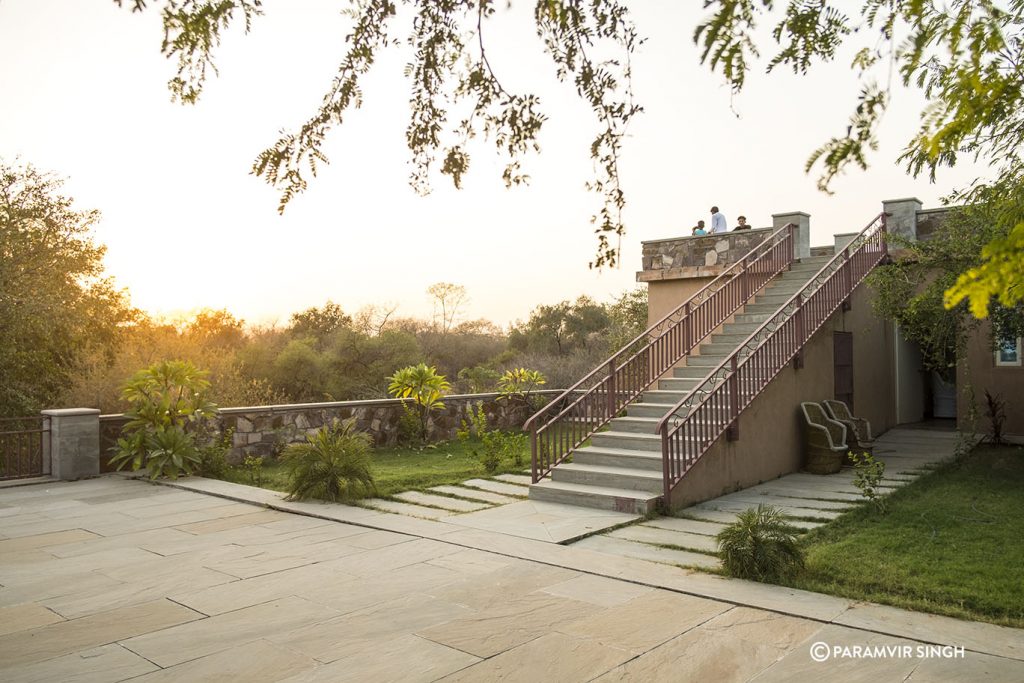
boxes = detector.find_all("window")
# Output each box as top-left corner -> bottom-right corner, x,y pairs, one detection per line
995,336 -> 1022,367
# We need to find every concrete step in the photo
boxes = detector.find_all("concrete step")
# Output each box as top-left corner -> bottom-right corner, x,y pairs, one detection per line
673,365 -> 713,378
529,480 -> 661,514
754,292 -> 795,306
733,312 -> 774,324
609,416 -> 662,433
658,377 -> 701,392
573,446 -> 663,471
642,389 -> 690,404
686,354 -> 730,367
591,430 -> 662,452
551,463 -> 663,493
626,402 -> 679,418
742,302 -> 785,315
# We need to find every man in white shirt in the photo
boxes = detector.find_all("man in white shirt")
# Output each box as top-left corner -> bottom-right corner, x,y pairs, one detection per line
710,206 -> 728,234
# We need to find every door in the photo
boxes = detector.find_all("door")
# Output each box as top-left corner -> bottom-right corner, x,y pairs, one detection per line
834,332 -> 854,409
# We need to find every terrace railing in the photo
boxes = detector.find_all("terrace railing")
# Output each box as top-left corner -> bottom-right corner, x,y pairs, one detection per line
528,223 -> 797,483
0,416 -> 51,480
656,213 -> 889,500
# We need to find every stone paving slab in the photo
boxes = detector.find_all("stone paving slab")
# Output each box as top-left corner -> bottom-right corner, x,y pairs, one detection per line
461,478 -> 530,497
428,485 -> 518,505
494,474 -> 532,486
360,498 -> 453,520
445,500 -> 639,544
608,525 -> 720,553
713,493 -> 857,511
394,490 -> 491,512
641,516 -> 729,536
574,535 -> 720,569
0,643 -> 158,683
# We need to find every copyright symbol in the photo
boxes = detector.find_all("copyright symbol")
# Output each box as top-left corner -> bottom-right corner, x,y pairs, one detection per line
810,642 -> 830,662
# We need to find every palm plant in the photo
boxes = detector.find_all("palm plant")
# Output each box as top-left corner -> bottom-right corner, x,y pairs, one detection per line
497,368 -> 546,408
717,504 -> 804,582
387,363 -> 451,441
281,421 -> 375,502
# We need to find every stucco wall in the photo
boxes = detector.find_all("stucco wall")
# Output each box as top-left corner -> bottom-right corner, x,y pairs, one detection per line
667,282 -> 897,509
958,320 -> 1024,438
645,278 -> 714,330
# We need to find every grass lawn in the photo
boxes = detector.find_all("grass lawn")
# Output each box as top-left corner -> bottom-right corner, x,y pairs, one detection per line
220,436 -> 530,499
784,444 -> 1024,628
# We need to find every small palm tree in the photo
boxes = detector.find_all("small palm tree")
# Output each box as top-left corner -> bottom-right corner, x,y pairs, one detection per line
717,504 -> 804,582
281,421 -> 376,502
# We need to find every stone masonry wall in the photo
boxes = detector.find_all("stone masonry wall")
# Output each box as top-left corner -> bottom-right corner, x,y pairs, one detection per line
638,228 -> 772,281
104,391 -> 567,464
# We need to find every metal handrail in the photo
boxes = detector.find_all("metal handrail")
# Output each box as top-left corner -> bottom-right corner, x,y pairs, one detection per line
656,212 -> 889,500
528,223 -> 798,483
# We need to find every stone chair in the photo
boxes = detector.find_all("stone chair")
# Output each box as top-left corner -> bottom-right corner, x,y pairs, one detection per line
800,402 -> 848,474
823,400 -> 874,463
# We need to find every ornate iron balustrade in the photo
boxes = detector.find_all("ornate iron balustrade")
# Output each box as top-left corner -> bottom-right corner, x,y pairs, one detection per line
656,213 -> 889,500
527,223 -> 797,483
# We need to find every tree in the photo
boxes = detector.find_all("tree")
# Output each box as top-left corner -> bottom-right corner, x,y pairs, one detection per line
289,301 -> 352,346
0,159 -> 135,416
121,1 -> 1021,309
427,282 -> 468,335
387,363 -> 451,441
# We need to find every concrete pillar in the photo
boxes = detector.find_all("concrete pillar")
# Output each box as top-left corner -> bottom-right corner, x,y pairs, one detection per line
772,211 -> 811,260
42,408 -> 100,480
882,197 -> 922,242
834,232 -> 858,252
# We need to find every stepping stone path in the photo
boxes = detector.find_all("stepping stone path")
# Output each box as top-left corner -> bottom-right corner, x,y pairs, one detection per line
359,477 -> 529,520
566,427 -> 958,572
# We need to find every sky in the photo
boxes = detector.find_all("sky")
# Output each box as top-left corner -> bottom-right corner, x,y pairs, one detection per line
0,0 -> 986,328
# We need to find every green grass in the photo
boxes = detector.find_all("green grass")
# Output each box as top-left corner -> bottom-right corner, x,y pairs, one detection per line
221,437 -> 529,499
783,444 -> 1024,628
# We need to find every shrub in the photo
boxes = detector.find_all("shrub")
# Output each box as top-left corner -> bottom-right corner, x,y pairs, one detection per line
850,451 -> 887,514
717,504 -> 804,582
109,360 -> 217,479
281,420 -> 376,502
984,389 -> 1007,445
242,454 -> 264,487
479,429 -> 528,471
457,401 -> 489,441
387,363 -> 451,441
197,428 -> 233,478
396,404 -> 424,446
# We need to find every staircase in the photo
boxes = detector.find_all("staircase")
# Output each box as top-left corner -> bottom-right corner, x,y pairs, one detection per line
528,255 -> 831,513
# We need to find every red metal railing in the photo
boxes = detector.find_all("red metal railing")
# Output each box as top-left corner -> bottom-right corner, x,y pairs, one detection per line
0,416 -> 50,480
527,224 -> 797,483
656,213 -> 889,500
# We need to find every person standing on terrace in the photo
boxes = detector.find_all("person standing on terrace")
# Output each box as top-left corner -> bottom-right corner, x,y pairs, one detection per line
710,206 -> 728,234
692,220 -> 707,236
733,215 -> 750,230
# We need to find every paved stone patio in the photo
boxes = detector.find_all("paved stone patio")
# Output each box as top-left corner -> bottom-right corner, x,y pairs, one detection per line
2,467 -> 1022,680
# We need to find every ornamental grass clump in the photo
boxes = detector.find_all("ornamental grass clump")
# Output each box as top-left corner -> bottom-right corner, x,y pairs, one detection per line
281,420 -> 376,502
717,504 -> 804,582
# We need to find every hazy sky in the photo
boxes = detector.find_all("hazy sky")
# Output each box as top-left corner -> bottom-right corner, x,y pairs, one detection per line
0,1 -> 985,328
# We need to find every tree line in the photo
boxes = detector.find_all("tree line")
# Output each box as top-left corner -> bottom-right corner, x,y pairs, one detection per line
0,159 -> 646,417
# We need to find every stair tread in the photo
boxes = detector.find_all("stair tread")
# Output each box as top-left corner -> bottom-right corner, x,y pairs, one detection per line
555,463 -> 662,479
578,445 -> 662,458
598,430 -> 661,440
531,479 -> 662,500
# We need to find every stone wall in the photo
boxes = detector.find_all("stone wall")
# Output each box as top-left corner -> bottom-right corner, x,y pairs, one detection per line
103,391 -> 568,464
637,228 -> 772,282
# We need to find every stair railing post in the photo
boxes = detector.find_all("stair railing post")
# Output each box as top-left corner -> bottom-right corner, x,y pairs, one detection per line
530,427 -> 538,483
606,360 -> 616,419
793,293 -> 805,369
880,211 -> 889,258
661,424 -> 672,502
681,301 -> 691,354
726,355 -> 740,440
842,246 -> 853,311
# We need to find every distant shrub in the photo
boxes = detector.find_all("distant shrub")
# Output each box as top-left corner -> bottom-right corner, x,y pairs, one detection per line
242,454 -> 264,487
497,368 -> 546,407
397,404 -> 424,446
281,421 -> 375,502
457,401 -> 489,441
717,504 -> 804,581
478,429 -> 528,472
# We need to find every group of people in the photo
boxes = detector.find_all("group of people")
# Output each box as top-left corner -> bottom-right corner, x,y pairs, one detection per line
691,206 -> 750,236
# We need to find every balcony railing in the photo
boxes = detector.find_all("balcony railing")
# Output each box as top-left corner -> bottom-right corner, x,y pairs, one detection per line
527,223 -> 797,483
0,416 -> 50,480
656,212 -> 889,500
